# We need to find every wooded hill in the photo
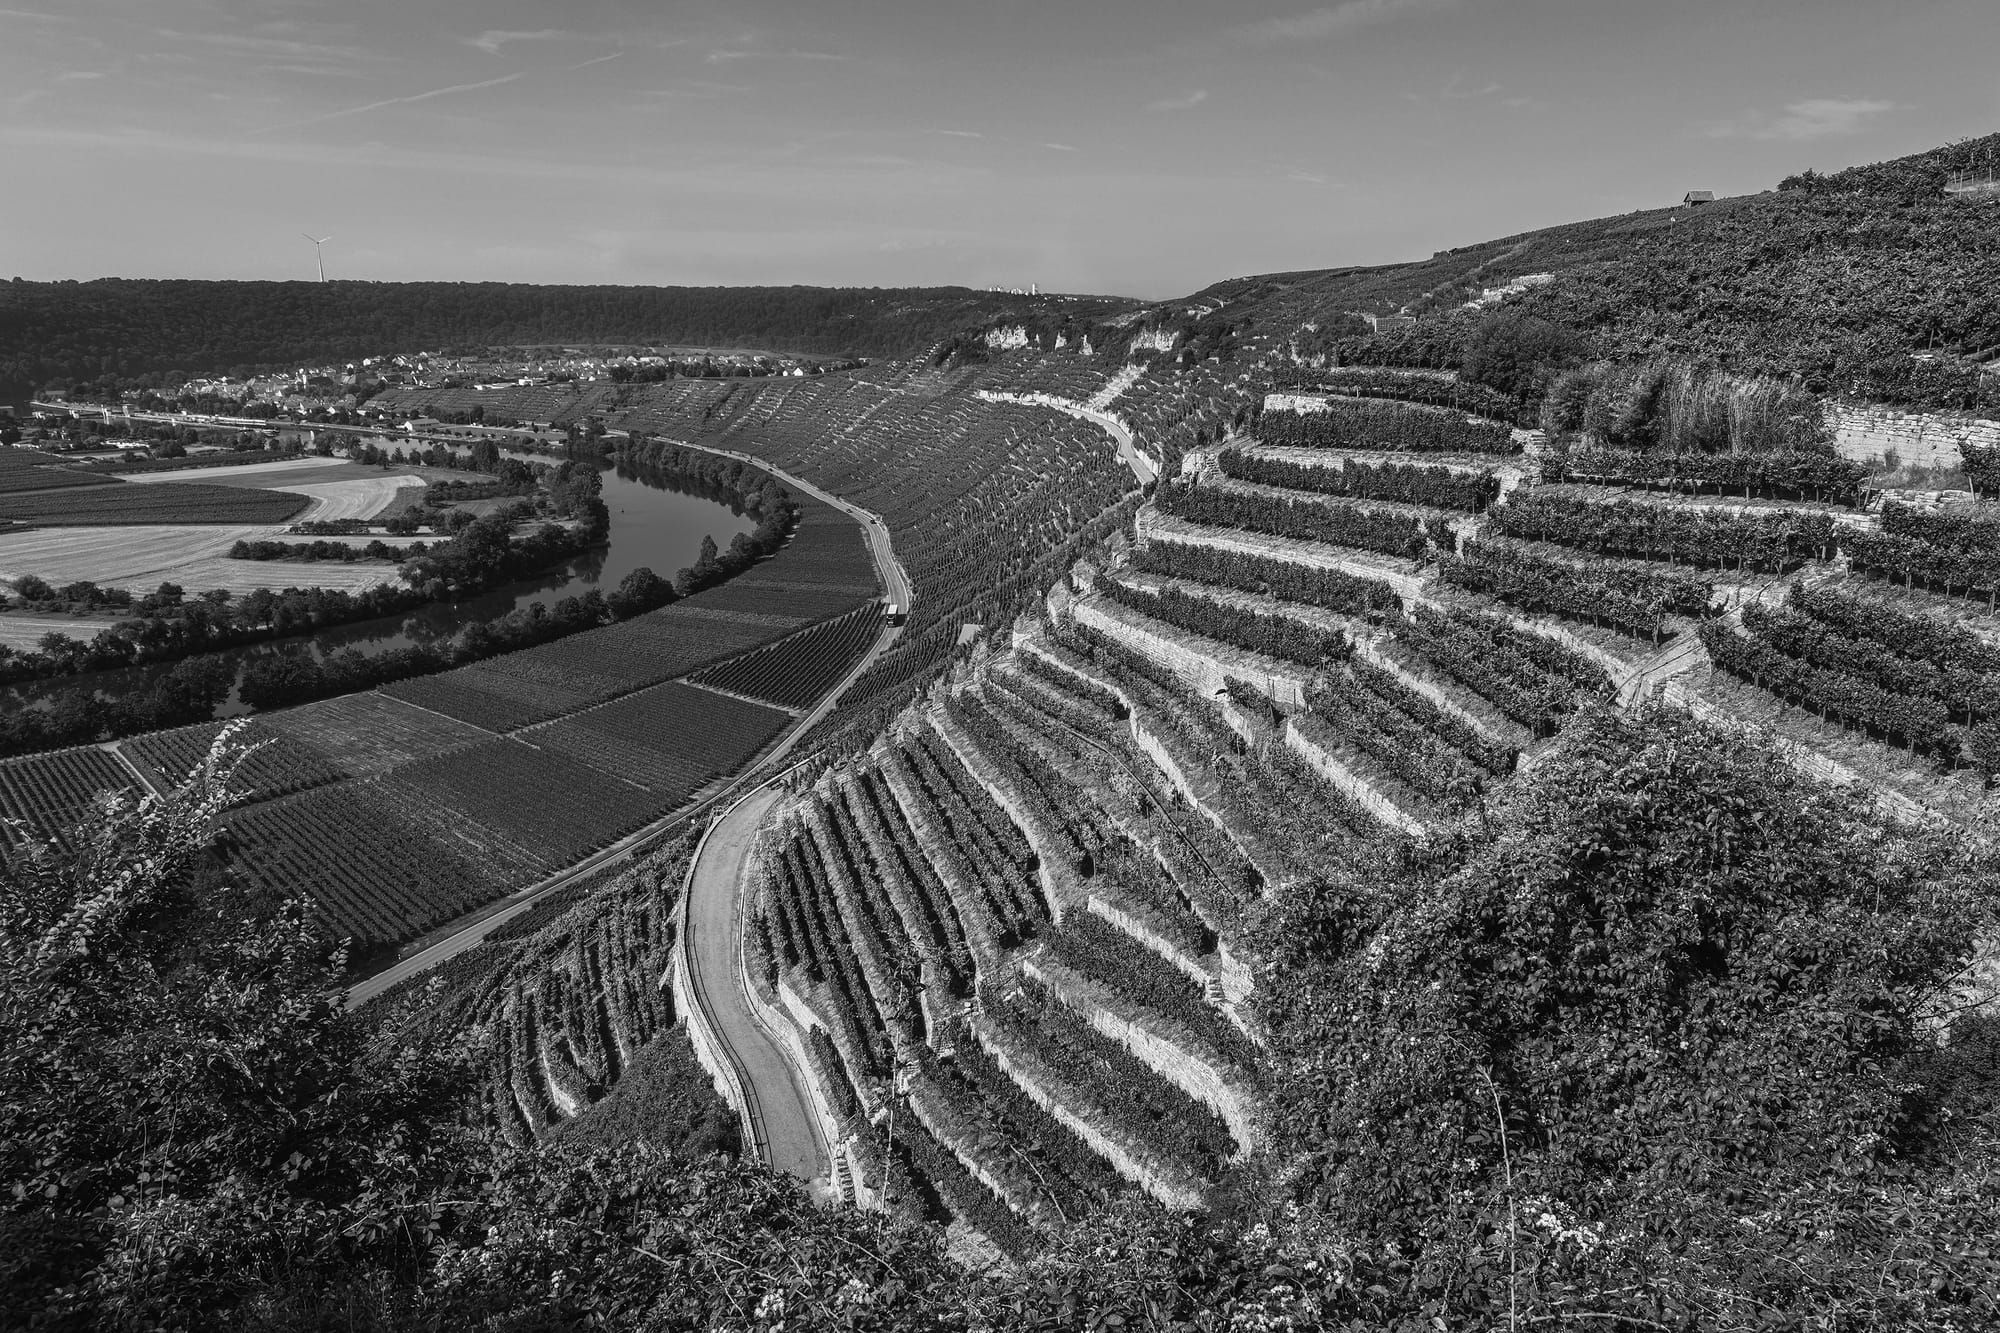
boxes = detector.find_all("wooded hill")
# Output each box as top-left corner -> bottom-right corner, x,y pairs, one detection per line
0,280 -> 1142,401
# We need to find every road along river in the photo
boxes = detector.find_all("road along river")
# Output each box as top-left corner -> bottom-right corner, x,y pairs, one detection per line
349,445 -> 910,1193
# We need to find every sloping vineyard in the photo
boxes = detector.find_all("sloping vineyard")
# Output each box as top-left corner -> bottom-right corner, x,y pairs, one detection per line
379,835 -> 738,1152
1256,397 -> 1519,454
605,364 -> 1139,740
688,603 -> 883,708
0,746 -> 136,850
738,614 -> 1298,1248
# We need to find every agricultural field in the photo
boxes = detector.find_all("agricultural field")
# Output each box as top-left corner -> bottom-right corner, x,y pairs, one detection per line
222,781 -> 517,950
127,461 -> 426,525
0,523 -> 406,594
0,610 -> 126,650
374,738 -> 665,874
744,672 -> 1269,1251
118,718 -> 350,803
381,577 -> 857,732
532,680 -> 789,796
0,447 -> 123,494
0,482 -> 311,526
688,603 -> 882,708
257,690 -> 493,775
0,485 -> 890,958
0,744 -> 137,849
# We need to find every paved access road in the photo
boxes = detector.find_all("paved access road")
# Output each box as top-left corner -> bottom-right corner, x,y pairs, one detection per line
679,785 -> 828,1183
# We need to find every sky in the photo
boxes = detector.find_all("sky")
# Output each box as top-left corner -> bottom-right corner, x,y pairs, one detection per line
3,0 -> 1996,298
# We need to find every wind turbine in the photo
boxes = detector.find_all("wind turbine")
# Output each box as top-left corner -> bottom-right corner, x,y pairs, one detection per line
303,234 -> 333,283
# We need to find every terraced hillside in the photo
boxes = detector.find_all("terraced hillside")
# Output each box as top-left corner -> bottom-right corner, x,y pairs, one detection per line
375,835 -> 740,1155
604,358 -> 1159,740
672,354 -> 2000,1259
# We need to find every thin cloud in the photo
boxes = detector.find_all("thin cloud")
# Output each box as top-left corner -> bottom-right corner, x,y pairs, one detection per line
0,7 -> 74,19
1145,89 -> 1208,112
566,52 -> 624,72
706,49 -> 846,65
640,81 -> 750,100
1440,72 -> 1502,100
155,30 -> 380,65
1042,142 -> 1080,152
1707,98 -> 1901,141
936,129 -> 984,139
250,72 -> 525,134
467,30 -> 567,56
1238,0 -> 1455,45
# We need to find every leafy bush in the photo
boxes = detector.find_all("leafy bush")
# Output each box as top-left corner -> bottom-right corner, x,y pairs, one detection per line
1252,705 -> 2000,1329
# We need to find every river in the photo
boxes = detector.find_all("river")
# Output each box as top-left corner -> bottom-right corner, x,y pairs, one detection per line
4,452 -> 756,718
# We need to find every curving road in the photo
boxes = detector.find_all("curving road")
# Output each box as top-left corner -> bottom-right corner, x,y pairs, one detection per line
348,436 -> 909,1198
678,784 -> 829,1183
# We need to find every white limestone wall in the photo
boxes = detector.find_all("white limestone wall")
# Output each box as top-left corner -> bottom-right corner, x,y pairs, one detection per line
1830,403 -> 2000,471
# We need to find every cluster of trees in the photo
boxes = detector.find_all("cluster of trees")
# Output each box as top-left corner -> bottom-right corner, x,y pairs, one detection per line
1251,705 -> 2000,1328
3,501 -> 602,683
1272,133 -> 2000,416
1964,442 -> 2000,499
230,536 -> 437,563
1540,359 -> 1835,455
2,574 -> 138,615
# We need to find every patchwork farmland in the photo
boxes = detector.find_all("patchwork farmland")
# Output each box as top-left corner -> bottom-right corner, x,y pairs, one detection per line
0,492 -> 886,957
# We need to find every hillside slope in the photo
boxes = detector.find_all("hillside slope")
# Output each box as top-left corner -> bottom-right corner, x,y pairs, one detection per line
1164,132 -> 2000,415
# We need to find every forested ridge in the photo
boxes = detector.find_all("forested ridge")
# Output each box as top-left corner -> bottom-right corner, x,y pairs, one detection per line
0,280 -> 1139,398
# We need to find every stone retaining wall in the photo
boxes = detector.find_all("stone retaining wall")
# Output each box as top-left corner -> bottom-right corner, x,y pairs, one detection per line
1073,595 -> 1311,707
1282,715 -> 1429,837
1830,402 -> 2000,471
971,1018 -> 1209,1212
1026,954 -> 1261,1160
